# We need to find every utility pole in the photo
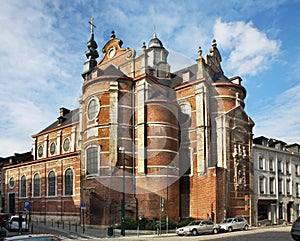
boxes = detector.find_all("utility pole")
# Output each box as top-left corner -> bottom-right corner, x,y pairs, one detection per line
119,147 -> 125,236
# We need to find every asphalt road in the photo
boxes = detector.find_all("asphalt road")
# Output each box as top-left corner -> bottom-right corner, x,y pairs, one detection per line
3,225 -> 294,241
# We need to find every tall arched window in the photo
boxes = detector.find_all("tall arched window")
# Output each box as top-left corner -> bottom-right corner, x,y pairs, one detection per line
48,171 -> 56,196
86,146 -> 99,175
64,168 -> 73,196
33,173 -> 41,197
20,175 -> 26,197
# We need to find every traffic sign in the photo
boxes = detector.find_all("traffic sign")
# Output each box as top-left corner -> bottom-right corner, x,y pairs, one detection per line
24,201 -> 30,211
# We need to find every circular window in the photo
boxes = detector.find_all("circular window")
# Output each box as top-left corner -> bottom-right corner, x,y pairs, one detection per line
63,138 -> 70,152
50,142 -> 56,155
38,146 -> 43,158
87,98 -> 100,120
9,177 -> 15,188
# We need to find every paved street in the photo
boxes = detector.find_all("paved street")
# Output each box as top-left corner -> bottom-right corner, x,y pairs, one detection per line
3,224 -> 294,240
98,226 -> 293,241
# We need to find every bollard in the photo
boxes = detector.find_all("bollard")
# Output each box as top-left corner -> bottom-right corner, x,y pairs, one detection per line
51,220 -> 53,227
62,221 -> 64,229
75,222 -> 77,232
69,221 -> 71,231
57,221 -> 59,228
31,223 -> 33,234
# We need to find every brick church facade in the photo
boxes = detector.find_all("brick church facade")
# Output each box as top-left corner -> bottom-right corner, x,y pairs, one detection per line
4,23 -> 254,226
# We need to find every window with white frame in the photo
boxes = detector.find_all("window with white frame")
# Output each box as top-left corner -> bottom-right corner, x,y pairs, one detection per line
259,155 -> 264,170
269,157 -> 274,171
86,146 -> 99,175
48,171 -> 56,196
64,168 -> 73,196
279,178 -> 283,194
297,204 -> 300,217
33,173 -> 41,197
287,179 -> 291,195
297,183 -> 300,197
259,176 -> 265,194
278,160 -> 282,173
286,161 -> 290,174
270,177 -> 275,194
20,175 -> 26,198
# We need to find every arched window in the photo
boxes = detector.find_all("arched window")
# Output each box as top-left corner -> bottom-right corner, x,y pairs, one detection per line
86,146 -> 99,175
33,173 -> 41,197
64,168 -> 73,196
20,175 -> 26,197
48,171 -> 56,196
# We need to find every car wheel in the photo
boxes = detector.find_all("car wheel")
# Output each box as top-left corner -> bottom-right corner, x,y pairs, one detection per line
228,226 -> 233,232
192,229 -> 198,236
244,225 -> 249,231
213,228 -> 218,234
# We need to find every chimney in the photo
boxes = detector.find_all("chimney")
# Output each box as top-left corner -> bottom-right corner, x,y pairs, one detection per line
60,107 -> 70,117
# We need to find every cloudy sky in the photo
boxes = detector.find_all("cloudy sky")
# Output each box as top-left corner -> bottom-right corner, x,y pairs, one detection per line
0,0 -> 299,157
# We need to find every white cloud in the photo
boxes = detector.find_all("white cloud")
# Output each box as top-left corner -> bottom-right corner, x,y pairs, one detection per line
213,18 -> 281,76
253,84 -> 300,143
0,1 -> 83,157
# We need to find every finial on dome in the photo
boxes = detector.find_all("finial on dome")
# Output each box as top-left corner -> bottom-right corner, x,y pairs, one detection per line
154,25 -> 157,38
142,42 -> 146,51
110,30 -> 116,39
198,46 -> 202,57
212,39 -> 217,48
88,17 -> 96,34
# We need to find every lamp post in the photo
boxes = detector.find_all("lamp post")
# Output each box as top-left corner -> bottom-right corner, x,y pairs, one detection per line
119,147 -> 125,236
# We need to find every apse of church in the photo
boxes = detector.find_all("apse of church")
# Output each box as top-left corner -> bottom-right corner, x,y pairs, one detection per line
80,19 -> 254,226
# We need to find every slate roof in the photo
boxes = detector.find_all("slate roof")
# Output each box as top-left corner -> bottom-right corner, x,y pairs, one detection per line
38,108 -> 79,134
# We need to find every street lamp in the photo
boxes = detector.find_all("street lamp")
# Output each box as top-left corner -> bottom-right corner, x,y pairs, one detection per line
119,147 -> 125,236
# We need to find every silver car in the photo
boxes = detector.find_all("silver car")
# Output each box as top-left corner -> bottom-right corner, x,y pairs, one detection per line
176,220 -> 219,236
219,217 -> 249,232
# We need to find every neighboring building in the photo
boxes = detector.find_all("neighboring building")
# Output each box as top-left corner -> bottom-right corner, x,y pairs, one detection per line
0,152 -> 32,213
253,136 -> 300,226
4,108 -> 81,223
3,23 -> 255,226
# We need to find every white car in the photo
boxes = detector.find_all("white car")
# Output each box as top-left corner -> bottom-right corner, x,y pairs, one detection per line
219,217 -> 249,232
176,220 -> 219,236
6,215 -> 28,231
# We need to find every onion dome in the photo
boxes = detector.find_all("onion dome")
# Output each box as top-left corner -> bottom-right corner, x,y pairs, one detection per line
148,32 -> 164,48
82,18 -> 99,78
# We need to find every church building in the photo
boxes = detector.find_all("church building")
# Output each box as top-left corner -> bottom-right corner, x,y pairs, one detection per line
4,21 -> 254,227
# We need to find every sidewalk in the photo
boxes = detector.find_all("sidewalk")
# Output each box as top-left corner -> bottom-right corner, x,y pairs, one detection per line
32,222 -> 177,240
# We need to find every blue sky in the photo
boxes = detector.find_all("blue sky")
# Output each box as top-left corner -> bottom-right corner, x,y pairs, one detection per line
0,0 -> 299,157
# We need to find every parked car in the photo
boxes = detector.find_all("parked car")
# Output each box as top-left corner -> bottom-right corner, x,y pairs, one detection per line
6,215 -> 28,231
176,220 -> 219,236
219,217 -> 248,232
4,234 -> 60,240
291,216 -> 300,240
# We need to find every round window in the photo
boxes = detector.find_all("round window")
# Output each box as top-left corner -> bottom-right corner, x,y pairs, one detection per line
50,142 -> 56,155
63,138 -> 70,152
9,177 -> 15,188
38,146 -> 43,158
87,98 -> 100,120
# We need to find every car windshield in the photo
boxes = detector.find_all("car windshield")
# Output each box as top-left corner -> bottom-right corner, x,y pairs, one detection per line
188,221 -> 201,226
221,218 -> 233,223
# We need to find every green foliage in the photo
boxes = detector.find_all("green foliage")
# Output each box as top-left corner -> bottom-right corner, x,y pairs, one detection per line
122,216 -> 195,230
177,217 -> 195,228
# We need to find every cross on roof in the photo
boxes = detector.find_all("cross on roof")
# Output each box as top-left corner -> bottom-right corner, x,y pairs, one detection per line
88,17 -> 96,34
